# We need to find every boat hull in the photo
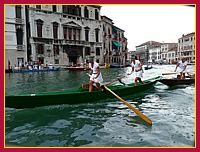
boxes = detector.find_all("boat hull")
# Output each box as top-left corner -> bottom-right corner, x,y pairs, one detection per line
5,76 -> 161,108
159,78 -> 195,86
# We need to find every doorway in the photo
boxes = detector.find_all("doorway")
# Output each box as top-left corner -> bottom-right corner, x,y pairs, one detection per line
69,56 -> 77,66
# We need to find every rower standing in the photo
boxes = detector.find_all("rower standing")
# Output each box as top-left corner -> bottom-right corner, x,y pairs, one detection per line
128,55 -> 145,86
88,56 -> 103,92
174,57 -> 188,79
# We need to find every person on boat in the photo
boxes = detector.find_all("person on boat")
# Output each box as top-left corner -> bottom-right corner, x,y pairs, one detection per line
88,56 -> 103,92
128,55 -> 145,86
174,57 -> 188,79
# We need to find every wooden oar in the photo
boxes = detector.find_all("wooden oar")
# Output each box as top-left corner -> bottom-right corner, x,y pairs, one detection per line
162,71 -> 195,76
162,72 -> 178,75
82,75 -> 127,90
101,84 -> 152,125
105,75 -> 126,86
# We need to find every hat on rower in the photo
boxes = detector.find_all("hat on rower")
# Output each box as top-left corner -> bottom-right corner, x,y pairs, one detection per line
88,56 -> 94,61
130,55 -> 135,59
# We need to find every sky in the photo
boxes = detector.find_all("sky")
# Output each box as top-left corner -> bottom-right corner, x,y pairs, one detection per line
100,5 -> 195,51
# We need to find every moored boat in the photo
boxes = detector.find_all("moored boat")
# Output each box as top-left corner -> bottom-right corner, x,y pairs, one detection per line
110,63 -> 125,68
159,78 -> 195,86
144,65 -> 153,70
5,76 -> 162,109
67,67 -> 91,71
13,68 -> 60,73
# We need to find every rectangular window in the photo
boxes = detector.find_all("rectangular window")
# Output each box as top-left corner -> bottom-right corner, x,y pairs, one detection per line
73,29 -> 76,40
63,27 -> 67,39
77,30 -> 80,41
95,9 -> 99,20
37,44 -> 44,54
53,45 -> 59,55
36,5 -> 41,9
52,5 -> 57,12
53,26 -> 58,39
55,59 -> 59,64
37,24 -> 42,37
95,30 -> 99,42
16,25 -> 23,45
85,30 -> 89,41
85,47 -> 90,55
84,7 -> 88,18
15,5 -> 21,19
68,28 -> 72,40
96,48 -> 100,55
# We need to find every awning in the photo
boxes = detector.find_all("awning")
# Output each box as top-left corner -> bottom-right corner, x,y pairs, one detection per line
113,27 -> 121,32
113,41 -> 121,47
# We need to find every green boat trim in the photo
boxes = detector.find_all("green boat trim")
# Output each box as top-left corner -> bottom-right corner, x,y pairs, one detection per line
5,76 -> 162,109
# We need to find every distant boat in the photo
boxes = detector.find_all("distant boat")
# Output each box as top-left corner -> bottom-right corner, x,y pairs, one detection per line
67,67 -> 91,71
144,65 -> 153,70
105,64 -> 110,68
13,68 -> 60,73
110,63 -> 125,68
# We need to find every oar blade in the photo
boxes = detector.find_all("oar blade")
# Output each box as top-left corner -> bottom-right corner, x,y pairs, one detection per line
103,85 -> 152,125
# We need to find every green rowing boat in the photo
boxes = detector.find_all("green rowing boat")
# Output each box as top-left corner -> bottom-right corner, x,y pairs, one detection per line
5,76 -> 162,109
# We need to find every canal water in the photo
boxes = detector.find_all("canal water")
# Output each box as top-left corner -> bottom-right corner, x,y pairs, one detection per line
5,65 -> 195,147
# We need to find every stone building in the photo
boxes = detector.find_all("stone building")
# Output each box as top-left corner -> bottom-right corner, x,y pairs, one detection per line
5,5 -> 127,68
28,5 -> 103,67
148,46 -> 161,63
5,5 -> 28,68
178,32 -> 195,63
161,43 -> 177,64
101,15 -> 128,66
135,41 -> 162,64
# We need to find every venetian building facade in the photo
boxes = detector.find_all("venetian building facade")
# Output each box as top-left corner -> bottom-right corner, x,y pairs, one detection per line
28,5 -> 103,66
5,5 -> 28,68
101,15 -> 128,66
135,41 -> 162,64
161,43 -> 177,64
178,32 -> 195,63
101,16 -> 113,64
148,46 -> 161,63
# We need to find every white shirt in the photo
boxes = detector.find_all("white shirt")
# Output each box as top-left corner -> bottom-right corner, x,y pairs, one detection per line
131,60 -> 141,71
89,62 -> 99,74
89,62 -> 103,82
177,60 -> 188,73
131,60 -> 143,78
